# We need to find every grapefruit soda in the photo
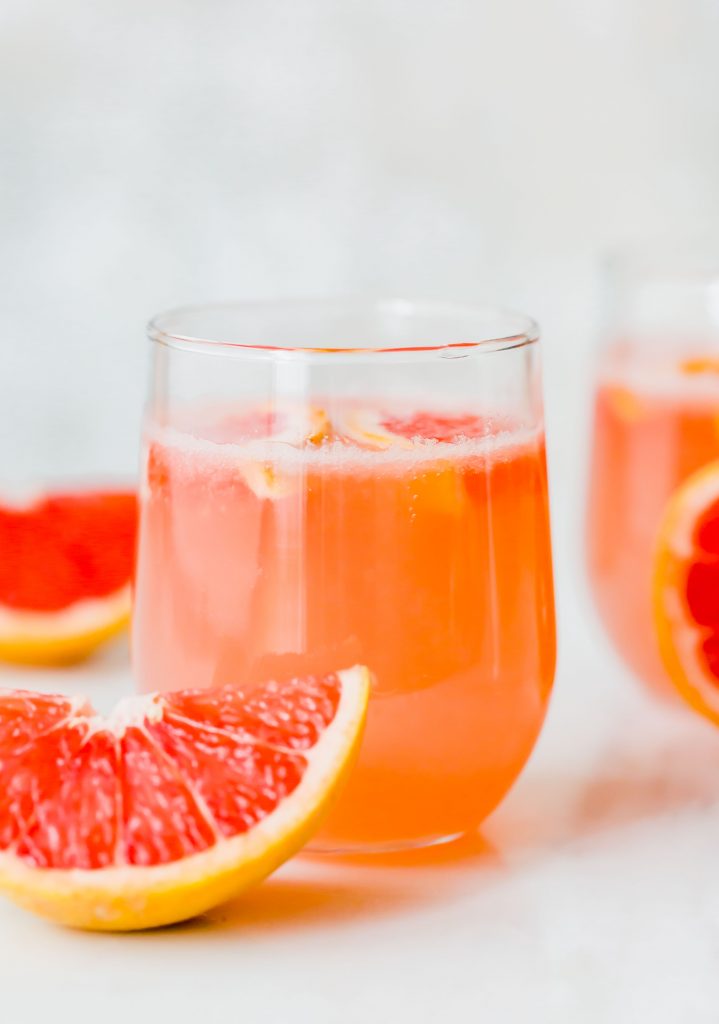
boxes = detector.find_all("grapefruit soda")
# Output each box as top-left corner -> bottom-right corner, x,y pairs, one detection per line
133,300 -> 556,851
586,245 -> 719,700
588,349 -> 719,696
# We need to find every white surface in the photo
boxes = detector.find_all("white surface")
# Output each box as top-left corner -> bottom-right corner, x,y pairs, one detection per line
1,586 -> 719,1023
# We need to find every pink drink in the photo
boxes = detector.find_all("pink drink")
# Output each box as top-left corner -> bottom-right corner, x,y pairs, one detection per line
133,404 -> 555,849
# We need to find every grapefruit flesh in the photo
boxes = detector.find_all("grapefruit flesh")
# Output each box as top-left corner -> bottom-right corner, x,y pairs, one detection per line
654,461 -> 719,723
0,667 -> 369,930
378,411 -> 486,443
0,491 -> 137,664
338,408 -> 487,450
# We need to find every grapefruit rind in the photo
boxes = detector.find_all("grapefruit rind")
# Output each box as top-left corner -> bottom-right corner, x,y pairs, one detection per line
0,586 -> 132,665
0,666 -> 370,931
653,461 -> 719,725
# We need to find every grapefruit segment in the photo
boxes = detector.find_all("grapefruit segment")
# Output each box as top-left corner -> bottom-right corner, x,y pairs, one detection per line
0,666 -> 369,930
654,461 -> 719,722
338,407 -> 486,450
0,491 -> 137,664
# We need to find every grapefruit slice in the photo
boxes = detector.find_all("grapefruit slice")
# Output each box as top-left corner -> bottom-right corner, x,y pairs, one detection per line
654,461 -> 719,723
205,402 -> 329,498
338,407 -> 486,450
0,491 -> 137,664
212,402 -> 330,446
0,666 -> 369,930
337,408 -> 487,517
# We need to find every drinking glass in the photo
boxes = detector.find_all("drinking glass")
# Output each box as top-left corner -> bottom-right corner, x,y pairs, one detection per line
587,246 -> 719,698
133,299 -> 556,852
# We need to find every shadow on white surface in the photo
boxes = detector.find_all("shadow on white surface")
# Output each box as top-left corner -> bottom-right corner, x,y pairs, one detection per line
571,726 -> 719,832
489,687 -> 719,864
198,875 -> 434,935
157,831 -> 500,937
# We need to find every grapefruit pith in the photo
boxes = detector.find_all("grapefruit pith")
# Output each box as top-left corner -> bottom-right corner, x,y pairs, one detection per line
0,666 -> 369,930
654,461 -> 719,723
0,490 -> 137,664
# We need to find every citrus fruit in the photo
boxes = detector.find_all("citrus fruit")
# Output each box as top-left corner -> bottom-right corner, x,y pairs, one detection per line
185,402 -> 330,498
654,460 -> 719,722
338,407 -> 486,450
0,666 -> 369,930
0,490 -> 137,664
203,402 -> 330,447
335,408 -> 487,519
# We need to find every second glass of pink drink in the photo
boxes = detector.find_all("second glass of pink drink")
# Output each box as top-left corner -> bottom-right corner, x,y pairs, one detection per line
133,300 -> 556,852
587,248 -> 719,698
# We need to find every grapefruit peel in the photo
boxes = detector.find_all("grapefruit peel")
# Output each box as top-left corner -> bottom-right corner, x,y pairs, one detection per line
0,666 -> 370,931
654,460 -> 719,724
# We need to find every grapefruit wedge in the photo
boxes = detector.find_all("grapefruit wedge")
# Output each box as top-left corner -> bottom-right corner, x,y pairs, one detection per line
0,490 -> 137,664
0,667 -> 369,930
654,461 -> 719,723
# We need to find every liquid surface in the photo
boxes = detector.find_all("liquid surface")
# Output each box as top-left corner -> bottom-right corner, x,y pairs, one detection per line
587,353 -> 719,696
133,405 -> 555,849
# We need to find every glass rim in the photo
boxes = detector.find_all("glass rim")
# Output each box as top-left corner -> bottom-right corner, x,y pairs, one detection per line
147,297 -> 540,359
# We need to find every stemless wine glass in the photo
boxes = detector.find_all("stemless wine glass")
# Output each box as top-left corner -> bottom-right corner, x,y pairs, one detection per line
587,245 -> 719,699
133,299 -> 556,853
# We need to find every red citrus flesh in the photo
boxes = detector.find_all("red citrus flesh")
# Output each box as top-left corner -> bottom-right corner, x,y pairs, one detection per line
0,492 -> 137,613
654,462 -> 719,722
378,411 -> 486,442
0,674 -> 345,870
684,496 -> 719,667
0,668 -> 369,930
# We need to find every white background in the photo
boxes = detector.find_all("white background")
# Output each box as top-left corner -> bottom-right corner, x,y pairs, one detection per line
2,1 -> 719,1020
2,0 -> 719,486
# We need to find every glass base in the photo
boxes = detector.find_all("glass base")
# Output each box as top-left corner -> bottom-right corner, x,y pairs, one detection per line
305,829 -> 466,857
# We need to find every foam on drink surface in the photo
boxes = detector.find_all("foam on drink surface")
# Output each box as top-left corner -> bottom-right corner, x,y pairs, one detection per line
599,348 -> 719,403
145,402 -> 542,481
